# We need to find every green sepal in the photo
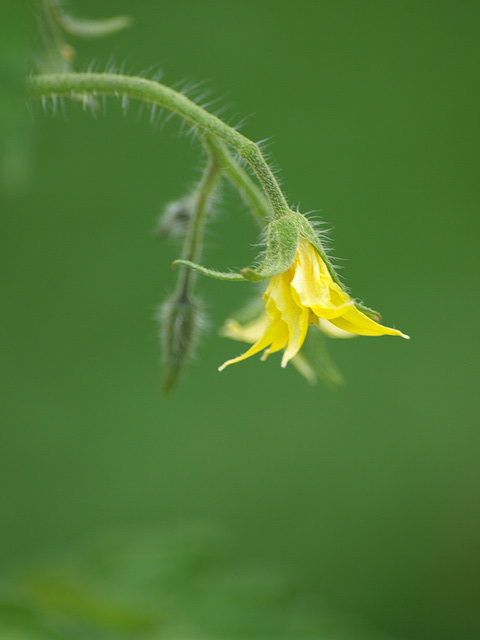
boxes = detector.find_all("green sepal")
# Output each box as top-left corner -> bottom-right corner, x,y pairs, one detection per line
173,260 -> 245,281
241,216 -> 298,282
353,300 -> 383,322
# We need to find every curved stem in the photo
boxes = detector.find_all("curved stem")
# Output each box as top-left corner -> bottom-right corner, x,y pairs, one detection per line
27,73 -> 289,220
204,135 -> 270,226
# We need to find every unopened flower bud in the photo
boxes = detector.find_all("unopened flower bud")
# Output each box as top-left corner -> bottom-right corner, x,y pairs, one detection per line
156,196 -> 194,239
158,292 -> 205,394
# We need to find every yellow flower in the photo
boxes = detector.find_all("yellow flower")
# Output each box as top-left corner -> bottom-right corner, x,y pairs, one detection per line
219,237 -> 408,371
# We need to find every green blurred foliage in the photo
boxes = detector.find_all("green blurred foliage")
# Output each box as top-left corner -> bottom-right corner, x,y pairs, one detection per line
1,1 -> 479,640
0,3 -> 33,195
1,526 -> 397,639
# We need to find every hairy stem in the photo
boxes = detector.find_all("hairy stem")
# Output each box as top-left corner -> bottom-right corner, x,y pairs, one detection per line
176,152 -> 221,298
204,135 -> 270,225
27,73 -> 289,220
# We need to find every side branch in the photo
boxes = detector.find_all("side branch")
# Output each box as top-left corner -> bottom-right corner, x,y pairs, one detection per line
26,73 -> 289,220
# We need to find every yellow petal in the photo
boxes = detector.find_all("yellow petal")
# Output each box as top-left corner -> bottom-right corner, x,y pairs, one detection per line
218,321 -> 288,371
220,314 -> 270,343
328,305 -> 410,338
293,238 -> 409,339
291,238 -> 355,319
261,320 -> 289,359
317,318 -> 356,339
265,272 -> 309,366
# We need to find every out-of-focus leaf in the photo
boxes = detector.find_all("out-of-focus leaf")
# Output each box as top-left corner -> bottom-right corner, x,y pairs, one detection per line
0,593 -> 66,639
4,525 -> 402,639
18,572 -> 158,637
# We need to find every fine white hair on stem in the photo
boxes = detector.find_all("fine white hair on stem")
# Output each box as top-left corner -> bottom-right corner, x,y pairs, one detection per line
149,102 -> 157,124
60,96 -> 68,121
87,58 -> 97,73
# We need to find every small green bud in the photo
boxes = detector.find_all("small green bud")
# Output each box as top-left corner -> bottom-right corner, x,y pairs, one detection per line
158,291 -> 205,395
156,196 -> 194,239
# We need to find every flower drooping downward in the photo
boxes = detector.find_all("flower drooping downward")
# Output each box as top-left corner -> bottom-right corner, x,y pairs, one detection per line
219,237 -> 408,371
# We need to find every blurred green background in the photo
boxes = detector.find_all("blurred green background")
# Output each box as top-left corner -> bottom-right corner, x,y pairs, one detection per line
1,1 -> 479,638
